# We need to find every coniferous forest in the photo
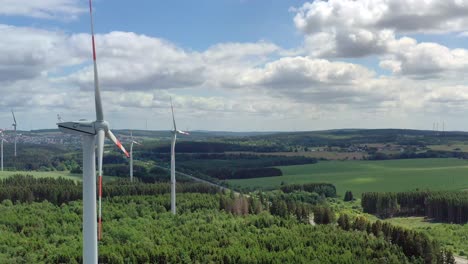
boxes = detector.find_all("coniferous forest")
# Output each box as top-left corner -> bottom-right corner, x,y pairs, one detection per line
0,175 -> 457,263
362,191 -> 468,223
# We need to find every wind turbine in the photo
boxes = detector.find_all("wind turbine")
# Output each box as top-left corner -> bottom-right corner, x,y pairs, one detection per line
11,111 -> 17,157
129,131 -> 141,182
170,99 -> 189,215
0,130 -> 7,171
57,0 -> 129,262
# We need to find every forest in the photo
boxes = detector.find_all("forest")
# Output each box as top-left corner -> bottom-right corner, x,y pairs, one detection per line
337,214 -> 455,264
0,175 -> 457,263
0,175 -> 219,206
1,197 -> 428,264
361,191 -> 468,223
280,183 -> 337,197
99,150 -> 317,182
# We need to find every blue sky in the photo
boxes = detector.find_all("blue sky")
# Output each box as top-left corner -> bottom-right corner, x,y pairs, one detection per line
0,0 -> 305,50
94,0 -> 305,50
1,0 -> 468,131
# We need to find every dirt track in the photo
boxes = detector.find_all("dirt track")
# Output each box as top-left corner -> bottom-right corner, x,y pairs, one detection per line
455,256 -> 468,264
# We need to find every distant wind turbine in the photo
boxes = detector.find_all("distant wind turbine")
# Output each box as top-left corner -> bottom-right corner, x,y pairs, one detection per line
11,110 -> 17,157
170,98 -> 189,215
57,0 -> 129,262
129,131 -> 141,182
0,130 -> 7,171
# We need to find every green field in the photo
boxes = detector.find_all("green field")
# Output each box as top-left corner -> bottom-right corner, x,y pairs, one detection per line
227,158 -> 468,196
0,171 -> 117,182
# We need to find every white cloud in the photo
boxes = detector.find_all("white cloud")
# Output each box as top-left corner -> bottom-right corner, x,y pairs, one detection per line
230,56 -> 398,108
0,0 -> 85,20
293,0 -> 468,58
0,25 -> 457,130
62,32 -> 280,92
382,38 -> 468,78
0,24 -> 87,83
1,7 -> 468,131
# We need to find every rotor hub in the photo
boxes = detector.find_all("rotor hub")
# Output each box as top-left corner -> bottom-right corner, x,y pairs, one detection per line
95,120 -> 109,132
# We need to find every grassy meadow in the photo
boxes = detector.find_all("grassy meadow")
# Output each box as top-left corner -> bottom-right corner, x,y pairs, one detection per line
227,158 -> 468,196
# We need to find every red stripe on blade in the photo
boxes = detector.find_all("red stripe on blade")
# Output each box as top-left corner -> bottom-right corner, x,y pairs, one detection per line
98,174 -> 102,240
98,219 -> 102,241
91,36 -> 96,61
117,141 -> 130,157
99,175 -> 102,197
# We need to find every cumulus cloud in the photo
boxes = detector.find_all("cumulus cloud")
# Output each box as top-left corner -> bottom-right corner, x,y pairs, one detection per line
0,24 -> 455,127
380,37 -> 468,78
0,24 -> 87,83
0,0 -> 85,20
293,0 -> 468,58
61,32 -> 281,92
1,6 -> 468,131
63,32 -> 205,91
234,56 -> 401,108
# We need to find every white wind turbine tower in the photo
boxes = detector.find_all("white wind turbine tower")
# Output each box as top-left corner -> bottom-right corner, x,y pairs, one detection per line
0,130 -> 7,171
11,111 -> 17,157
170,99 -> 189,215
57,0 -> 129,262
129,131 -> 141,182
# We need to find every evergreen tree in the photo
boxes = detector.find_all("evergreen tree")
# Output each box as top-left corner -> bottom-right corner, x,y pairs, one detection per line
344,191 -> 354,201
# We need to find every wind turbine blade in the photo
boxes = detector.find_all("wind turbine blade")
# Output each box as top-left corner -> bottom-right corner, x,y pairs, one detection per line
89,0 -> 104,121
177,130 -> 190,135
133,141 -> 142,145
11,110 -> 17,126
106,130 -> 130,157
170,98 -> 176,130
96,129 -> 104,241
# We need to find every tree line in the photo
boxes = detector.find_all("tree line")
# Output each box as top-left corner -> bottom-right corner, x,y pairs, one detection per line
280,183 -> 337,197
0,175 -> 456,263
426,192 -> 468,224
0,197 -> 418,263
101,151 -> 316,182
141,141 -> 284,154
337,214 -> 455,264
219,188 -> 333,225
218,188 -> 455,263
0,175 -> 220,206
362,191 -> 468,223
367,150 -> 468,161
176,153 -> 316,180
207,167 -> 283,180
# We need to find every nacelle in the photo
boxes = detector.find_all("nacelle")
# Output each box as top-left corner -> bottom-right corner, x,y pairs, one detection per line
58,121 -> 96,135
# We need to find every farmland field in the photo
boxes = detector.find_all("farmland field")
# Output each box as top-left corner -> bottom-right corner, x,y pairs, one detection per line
227,158 -> 468,196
